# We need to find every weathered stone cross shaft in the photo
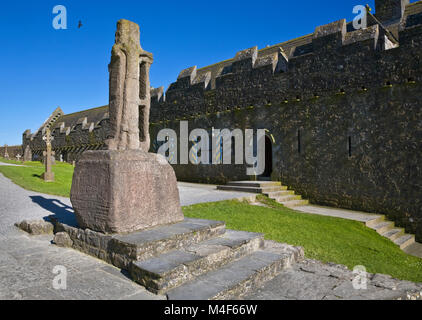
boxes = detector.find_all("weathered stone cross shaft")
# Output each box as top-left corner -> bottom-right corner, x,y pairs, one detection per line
106,20 -> 153,152
41,128 -> 55,182
70,20 -> 183,234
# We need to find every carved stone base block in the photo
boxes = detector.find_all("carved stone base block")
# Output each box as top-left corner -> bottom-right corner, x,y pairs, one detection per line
70,150 -> 184,234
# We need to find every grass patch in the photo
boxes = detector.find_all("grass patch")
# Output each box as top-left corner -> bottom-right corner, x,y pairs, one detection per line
1,157 -> 421,282
183,198 -> 422,283
0,158 -> 73,197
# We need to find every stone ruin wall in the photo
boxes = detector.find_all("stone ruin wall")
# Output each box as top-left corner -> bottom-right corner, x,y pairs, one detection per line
22,107 -> 110,163
0,145 -> 23,160
148,14 -> 422,241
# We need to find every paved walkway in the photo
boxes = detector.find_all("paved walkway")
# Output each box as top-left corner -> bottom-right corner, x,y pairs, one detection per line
0,166 -> 421,300
294,205 -> 382,223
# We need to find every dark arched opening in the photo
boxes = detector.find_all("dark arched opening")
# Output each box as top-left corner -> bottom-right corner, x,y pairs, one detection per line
261,135 -> 273,178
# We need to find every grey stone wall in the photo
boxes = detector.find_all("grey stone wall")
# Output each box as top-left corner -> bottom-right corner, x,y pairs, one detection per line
149,17 -> 422,241
0,145 -> 23,160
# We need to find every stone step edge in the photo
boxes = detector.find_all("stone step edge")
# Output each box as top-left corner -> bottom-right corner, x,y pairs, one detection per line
217,185 -> 287,193
272,195 -> 302,202
51,217 -> 226,270
226,181 -> 282,187
372,221 -> 395,235
166,241 -> 305,300
394,234 -> 416,250
264,190 -> 296,197
280,199 -> 310,208
130,230 -> 265,294
359,214 -> 417,251
381,228 -> 405,241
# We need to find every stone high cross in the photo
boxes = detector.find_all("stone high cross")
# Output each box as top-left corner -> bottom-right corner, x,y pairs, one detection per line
41,128 -> 55,182
16,154 -> 21,162
105,19 -> 154,152
4,145 -> 9,159
70,20 -> 183,234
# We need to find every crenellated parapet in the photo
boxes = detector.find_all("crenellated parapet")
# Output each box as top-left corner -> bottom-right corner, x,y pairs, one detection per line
149,7 -> 422,124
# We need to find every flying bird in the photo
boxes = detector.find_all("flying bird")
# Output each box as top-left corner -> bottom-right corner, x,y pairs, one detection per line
78,20 -> 83,29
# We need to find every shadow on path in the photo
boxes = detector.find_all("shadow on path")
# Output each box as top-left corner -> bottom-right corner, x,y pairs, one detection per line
29,195 -> 133,280
29,196 -> 78,227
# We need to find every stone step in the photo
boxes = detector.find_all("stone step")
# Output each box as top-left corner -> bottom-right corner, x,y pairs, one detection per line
217,185 -> 287,194
226,181 -> 282,188
274,195 -> 302,202
394,234 -> 415,250
280,199 -> 310,208
264,190 -> 295,198
166,241 -> 304,300
365,215 -> 385,228
110,218 -> 226,269
372,221 -> 394,235
53,217 -> 227,271
381,228 -> 404,241
130,230 -> 264,294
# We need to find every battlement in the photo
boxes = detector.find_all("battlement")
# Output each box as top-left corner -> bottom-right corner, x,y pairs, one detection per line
148,6 -> 422,121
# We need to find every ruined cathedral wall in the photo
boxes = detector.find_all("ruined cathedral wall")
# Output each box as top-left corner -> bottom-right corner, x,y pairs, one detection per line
0,145 -> 23,159
23,114 -> 110,162
150,17 -> 422,241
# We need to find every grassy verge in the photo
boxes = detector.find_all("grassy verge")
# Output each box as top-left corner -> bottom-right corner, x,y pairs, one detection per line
183,198 -> 422,282
1,157 -> 421,282
0,158 -> 73,197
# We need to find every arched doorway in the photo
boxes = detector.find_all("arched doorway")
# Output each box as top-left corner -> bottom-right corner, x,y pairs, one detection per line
261,135 -> 273,178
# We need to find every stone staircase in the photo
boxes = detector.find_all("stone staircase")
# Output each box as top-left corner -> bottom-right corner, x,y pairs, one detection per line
366,216 -> 416,250
52,217 -> 304,300
217,181 -> 309,208
217,181 -> 417,253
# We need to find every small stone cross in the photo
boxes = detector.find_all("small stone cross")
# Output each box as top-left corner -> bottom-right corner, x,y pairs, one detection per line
41,128 -> 55,182
4,144 -> 9,159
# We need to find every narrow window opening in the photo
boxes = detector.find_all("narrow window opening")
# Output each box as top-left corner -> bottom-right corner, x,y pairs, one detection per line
298,130 -> 301,154
348,136 -> 352,158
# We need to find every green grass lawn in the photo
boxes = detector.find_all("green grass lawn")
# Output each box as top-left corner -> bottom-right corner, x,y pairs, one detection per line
1,157 -> 421,282
0,157 -> 73,197
184,197 -> 422,282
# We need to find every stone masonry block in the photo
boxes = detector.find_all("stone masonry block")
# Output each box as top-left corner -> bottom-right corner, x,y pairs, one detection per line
70,150 -> 184,234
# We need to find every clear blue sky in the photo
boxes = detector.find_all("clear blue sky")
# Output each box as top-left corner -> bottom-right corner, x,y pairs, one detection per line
0,0 -> 385,145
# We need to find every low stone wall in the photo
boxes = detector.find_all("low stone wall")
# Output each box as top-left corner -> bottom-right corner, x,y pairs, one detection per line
0,145 -> 23,160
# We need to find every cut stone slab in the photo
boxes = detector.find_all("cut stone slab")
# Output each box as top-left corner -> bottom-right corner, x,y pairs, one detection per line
166,241 -> 304,300
404,242 -> 422,259
243,259 -> 422,300
15,220 -> 54,235
70,150 -> 184,234
131,230 -> 264,294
